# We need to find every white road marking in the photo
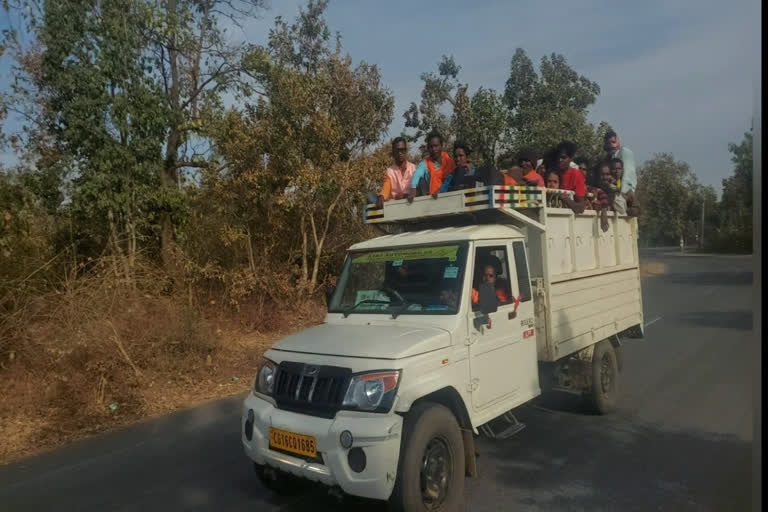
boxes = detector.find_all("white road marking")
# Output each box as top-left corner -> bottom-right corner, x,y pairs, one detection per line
644,316 -> 662,328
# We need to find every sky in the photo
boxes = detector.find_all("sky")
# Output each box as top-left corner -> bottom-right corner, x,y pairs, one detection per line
1,0 -> 760,192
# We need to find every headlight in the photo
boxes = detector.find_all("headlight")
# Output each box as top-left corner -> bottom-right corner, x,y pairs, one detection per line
254,357 -> 276,396
342,370 -> 401,412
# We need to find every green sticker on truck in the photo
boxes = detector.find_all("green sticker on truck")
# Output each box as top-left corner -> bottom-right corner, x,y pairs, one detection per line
352,245 -> 459,264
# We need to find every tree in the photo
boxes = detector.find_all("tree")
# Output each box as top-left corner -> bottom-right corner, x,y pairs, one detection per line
463,87 -> 506,164
143,0 -> 268,270
36,0 -> 174,283
635,153 -> 701,247
211,0 -> 394,290
503,48 -> 603,163
714,131 -> 753,252
403,55 -> 462,146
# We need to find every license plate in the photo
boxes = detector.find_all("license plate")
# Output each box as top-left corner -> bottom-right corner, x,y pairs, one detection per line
269,428 -> 317,458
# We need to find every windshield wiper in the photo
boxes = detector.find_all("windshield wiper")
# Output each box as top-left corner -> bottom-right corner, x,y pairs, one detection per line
391,300 -> 414,319
379,286 -> 411,319
342,299 -> 390,318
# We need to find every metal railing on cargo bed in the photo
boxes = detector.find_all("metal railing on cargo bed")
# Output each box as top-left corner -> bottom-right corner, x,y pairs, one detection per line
364,185 -> 575,231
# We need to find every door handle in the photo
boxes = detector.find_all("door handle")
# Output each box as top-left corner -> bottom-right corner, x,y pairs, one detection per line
508,311 -> 517,319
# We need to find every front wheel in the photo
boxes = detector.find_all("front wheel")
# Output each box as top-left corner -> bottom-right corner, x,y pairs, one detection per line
389,402 -> 465,512
585,340 -> 620,414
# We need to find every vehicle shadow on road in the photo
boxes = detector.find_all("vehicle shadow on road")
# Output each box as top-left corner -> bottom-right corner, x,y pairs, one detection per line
676,311 -> 753,331
468,405 -> 752,512
662,271 -> 753,287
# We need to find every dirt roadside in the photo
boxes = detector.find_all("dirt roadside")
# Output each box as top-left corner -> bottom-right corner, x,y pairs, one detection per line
0,328 -> 292,466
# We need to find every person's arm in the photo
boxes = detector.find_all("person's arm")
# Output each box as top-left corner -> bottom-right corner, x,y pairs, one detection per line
620,147 -> 636,194
561,170 -> 587,213
561,195 -> 586,214
379,174 -> 392,199
439,172 -> 454,193
408,161 -> 427,202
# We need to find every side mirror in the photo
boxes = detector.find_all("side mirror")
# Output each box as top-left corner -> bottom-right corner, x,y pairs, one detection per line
477,283 -> 498,315
473,283 -> 498,330
325,287 -> 336,307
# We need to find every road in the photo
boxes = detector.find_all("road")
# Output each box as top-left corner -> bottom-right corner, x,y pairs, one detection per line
0,251 -> 757,511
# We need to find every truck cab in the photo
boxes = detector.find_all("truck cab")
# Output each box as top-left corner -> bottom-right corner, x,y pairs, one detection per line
242,185 -> 644,511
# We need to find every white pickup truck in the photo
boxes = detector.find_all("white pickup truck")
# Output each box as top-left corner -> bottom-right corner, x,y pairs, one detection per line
242,185 -> 644,511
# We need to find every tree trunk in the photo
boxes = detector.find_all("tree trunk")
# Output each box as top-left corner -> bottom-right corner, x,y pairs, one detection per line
161,0 -> 182,274
245,226 -> 257,277
300,213 -> 309,283
308,187 -> 346,288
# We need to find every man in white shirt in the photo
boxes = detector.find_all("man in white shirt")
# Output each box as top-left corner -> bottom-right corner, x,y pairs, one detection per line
604,130 -> 636,195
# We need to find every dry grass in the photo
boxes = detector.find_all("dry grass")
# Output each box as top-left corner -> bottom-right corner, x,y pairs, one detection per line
0,257 -> 326,465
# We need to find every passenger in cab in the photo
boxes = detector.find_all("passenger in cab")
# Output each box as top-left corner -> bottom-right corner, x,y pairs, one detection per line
407,131 -> 456,202
555,141 -> 587,214
471,264 -> 510,306
372,137 -> 416,209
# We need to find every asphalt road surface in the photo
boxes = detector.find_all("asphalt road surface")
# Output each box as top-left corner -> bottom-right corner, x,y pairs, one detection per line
0,251 -> 757,511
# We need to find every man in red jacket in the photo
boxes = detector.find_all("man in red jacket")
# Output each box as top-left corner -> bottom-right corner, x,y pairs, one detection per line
555,141 -> 586,214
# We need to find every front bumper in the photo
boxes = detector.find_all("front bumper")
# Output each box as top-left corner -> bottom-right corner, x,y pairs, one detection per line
241,392 -> 403,501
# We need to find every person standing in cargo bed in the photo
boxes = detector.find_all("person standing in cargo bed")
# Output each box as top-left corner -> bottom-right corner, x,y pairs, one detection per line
407,131 -> 455,202
371,137 -> 416,208
555,140 -> 587,214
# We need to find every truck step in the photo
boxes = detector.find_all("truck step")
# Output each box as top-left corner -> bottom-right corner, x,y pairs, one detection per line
479,411 -> 526,440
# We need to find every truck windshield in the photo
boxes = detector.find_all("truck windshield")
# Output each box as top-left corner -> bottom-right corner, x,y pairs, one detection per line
329,243 -> 468,316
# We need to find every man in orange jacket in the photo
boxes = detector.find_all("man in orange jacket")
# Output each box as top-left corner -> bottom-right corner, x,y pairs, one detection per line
407,131 -> 456,202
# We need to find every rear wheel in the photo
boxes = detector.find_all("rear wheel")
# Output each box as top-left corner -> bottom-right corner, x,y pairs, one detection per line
585,340 -> 620,414
389,402 -> 465,512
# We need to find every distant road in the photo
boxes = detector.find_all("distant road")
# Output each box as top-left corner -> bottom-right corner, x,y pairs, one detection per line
0,252 -> 755,511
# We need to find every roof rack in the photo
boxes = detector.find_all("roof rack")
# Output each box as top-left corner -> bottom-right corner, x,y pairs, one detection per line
364,185 -> 574,232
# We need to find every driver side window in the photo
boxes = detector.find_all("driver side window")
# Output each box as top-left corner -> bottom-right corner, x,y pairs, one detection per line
471,246 -> 513,311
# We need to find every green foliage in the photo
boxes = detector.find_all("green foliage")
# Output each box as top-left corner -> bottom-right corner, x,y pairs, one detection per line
206,0 -> 393,289
636,153 -> 696,246
404,55 -> 462,146
503,48 -> 601,161
710,132 -> 753,252
37,0 -> 170,257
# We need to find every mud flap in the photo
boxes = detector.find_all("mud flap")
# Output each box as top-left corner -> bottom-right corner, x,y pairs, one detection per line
461,429 -> 478,477
621,323 -> 644,339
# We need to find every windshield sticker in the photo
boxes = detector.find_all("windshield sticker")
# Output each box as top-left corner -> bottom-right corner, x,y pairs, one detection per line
443,266 -> 459,279
352,245 -> 459,264
391,259 -> 403,267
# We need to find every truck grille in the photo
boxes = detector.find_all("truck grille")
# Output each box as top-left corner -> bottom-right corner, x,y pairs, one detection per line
273,362 -> 352,418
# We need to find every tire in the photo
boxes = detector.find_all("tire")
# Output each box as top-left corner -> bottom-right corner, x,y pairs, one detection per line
255,463 -> 303,495
585,340 -> 620,414
389,402 -> 465,512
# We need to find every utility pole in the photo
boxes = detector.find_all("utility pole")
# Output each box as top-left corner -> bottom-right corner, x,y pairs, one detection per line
700,198 -> 705,249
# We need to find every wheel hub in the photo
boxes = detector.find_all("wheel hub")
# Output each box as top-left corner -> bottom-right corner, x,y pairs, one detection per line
420,436 -> 452,509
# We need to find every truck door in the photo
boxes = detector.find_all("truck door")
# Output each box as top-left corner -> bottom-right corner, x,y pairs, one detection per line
508,239 -> 540,400
467,242 -> 532,411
